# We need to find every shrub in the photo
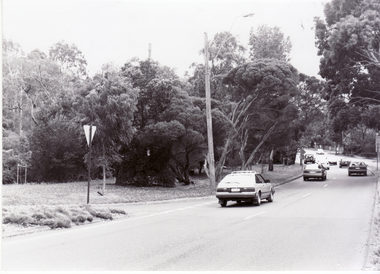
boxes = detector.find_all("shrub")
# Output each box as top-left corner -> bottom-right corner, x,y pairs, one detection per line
84,205 -> 113,220
2,156 -> 18,184
109,208 -> 126,215
41,219 -> 57,228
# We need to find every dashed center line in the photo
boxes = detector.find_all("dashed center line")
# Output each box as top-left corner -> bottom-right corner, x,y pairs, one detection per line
244,211 -> 266,220
323,184 -> 328,187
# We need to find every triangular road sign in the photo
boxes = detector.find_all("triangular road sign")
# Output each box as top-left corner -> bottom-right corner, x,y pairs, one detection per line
83,125 -> 96,146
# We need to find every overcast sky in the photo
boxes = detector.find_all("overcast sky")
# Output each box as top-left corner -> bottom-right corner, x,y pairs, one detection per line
3,0 -> 327,78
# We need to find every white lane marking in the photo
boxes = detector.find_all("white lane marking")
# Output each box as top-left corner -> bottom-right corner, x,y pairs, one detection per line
323,184 -> 328,188
244,211 -> 266,220
302,193 -> 311,198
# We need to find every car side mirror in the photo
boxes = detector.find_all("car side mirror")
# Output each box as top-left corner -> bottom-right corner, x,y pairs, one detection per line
265,179 -> 270,183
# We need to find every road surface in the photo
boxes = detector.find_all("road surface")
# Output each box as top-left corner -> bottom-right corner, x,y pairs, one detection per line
2,161 -> 377,271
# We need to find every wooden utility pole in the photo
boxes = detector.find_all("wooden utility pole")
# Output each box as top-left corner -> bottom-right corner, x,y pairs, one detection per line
204,33 -> 216,191
148,43 -> 151,60
87,125 -> 92,204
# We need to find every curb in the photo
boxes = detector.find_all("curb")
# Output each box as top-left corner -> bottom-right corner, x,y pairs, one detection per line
364,169 -> 379,271
275,174 -> 303,186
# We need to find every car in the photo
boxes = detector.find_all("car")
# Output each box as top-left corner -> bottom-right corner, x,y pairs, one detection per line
316,157 -> 330,170
348,161 -> 367,176
328,159 -> 337,165
304,153 -> 316,164
216,171 -> 275,207
303,163 -> 327,181
339,158 -> 351,168
316,149 -> 325,155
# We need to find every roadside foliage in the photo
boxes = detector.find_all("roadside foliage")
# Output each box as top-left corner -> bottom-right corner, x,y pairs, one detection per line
2,0 -> 379,186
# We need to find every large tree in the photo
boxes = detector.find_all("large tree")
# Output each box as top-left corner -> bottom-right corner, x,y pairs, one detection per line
189,32 -> 247,100
218,59 -> 299,178
116,59 -> 212,186
76,63 -> 138,191
315,0 -> 380,105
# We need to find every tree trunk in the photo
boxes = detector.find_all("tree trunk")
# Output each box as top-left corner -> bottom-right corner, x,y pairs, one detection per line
242,122 -> 278,169
268,148 -> 274,171
102,143 -> 106,195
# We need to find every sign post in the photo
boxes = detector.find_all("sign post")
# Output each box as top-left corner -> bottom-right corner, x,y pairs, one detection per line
84,125 -> 96,204
376,134 -> 380,171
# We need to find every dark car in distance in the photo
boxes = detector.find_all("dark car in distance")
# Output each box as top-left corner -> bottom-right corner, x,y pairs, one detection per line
339,158 -> 351,168
348,161 -> 367,176
304,154 -> 316,164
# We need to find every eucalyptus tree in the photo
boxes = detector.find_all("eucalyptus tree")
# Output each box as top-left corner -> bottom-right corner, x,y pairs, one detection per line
188,32 -> 247,100
315,0 -> 380,105
219,59 -> 299,177
49,41 -> 88,80
77,64 -> 138,190
249,24 -> 292,62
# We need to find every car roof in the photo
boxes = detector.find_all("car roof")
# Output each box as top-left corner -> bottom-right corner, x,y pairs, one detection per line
350,161 -> 365,165
231,170 -> 257,174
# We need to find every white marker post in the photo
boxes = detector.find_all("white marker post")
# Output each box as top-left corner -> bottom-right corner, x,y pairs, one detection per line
84,125 -> 96,204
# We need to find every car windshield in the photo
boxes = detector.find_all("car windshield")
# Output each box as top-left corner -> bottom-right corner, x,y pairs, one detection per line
350,162 -> 365,166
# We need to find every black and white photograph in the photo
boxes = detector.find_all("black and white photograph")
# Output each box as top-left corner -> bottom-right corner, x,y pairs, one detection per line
2,0 -> 380,272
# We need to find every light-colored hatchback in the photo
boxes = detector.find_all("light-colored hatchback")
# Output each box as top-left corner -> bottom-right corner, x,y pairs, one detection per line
216,171 -> 275,207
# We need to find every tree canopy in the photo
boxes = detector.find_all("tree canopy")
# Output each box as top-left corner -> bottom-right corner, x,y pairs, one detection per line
315,0 -> 380,105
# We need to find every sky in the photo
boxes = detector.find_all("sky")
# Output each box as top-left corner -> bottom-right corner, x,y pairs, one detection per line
3,0 -> 327,78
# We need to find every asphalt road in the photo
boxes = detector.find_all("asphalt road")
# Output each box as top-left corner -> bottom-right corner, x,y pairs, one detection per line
2,160 -> 377,271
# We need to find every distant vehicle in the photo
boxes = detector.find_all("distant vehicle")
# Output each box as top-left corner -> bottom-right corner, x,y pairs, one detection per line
303,163 -> 327,181
304,153 -> 316,164
315,154 -> 330,169
316,149 -> 325,155
348,161 -> 367,176
216,171 -> 275,207
328,159 -> 337,165
339,158 -> 351,168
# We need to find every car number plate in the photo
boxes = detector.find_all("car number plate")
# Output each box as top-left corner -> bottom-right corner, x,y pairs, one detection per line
309,171 -> 316,173
355,167 -> 361,169
231,188 -> 240,192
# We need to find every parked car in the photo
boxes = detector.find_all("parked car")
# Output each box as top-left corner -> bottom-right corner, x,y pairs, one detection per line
348,161 -> 367,176
216,171 -> 275,207
303,163 -> 327,181
304,153 -> 316,164
339,158 -> 351,168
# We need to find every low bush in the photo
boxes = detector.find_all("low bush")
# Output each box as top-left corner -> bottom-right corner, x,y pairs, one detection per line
2,204 -> 125,229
